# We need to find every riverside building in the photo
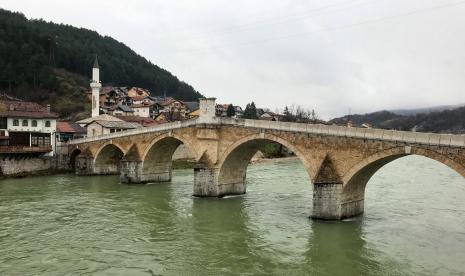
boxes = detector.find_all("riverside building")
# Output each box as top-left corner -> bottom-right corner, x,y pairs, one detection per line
0,99 -> 58,155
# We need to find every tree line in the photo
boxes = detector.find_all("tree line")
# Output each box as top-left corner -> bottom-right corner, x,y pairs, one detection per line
330,107 -> 465,134
237,102 -> 321,123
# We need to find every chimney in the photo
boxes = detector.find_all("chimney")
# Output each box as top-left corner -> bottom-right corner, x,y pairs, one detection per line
199,98 -> 217,123
9,104 -> 14,111
46,104 -> 51,112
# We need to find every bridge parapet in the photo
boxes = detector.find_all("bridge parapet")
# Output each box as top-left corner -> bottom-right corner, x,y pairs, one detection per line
220,118 -> 465,148
68,116 -> 465,148
68,119 -> 198,145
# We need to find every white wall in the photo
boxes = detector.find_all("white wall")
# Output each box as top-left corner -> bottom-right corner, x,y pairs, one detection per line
87,123 -> 104,137
133,107 -> 150,117
6,118 -> 57,156
7,118 -> 56,133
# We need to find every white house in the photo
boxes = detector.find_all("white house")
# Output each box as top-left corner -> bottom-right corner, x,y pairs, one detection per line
132,104 -> 151,117
0,100 -> 58,155
76,114 -> 141,137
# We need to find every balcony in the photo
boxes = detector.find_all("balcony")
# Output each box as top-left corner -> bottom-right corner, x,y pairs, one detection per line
0,145 -> 52,153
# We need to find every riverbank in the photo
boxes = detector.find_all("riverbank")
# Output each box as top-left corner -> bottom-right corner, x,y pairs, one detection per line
172,159 -> 198,169
171,156 -> 299,170
251,156 -> 299,165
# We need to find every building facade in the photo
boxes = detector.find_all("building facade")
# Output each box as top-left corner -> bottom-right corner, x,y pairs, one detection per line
77,114 -> 141,137
132,104 -> 151,117
56,121 -> 87,142
0,100 -> 58,155
86,120 -> 141,137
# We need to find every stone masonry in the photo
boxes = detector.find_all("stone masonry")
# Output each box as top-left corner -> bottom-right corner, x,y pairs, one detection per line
67,99 -> 465,220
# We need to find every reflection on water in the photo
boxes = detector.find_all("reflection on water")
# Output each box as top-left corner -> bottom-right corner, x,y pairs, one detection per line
0,156 -> 464,275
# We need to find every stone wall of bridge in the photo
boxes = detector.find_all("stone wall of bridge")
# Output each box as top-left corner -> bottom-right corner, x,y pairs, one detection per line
66,99 -> 465,220
67,122 -> 465,220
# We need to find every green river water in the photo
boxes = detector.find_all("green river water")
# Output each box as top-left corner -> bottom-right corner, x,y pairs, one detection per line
1,156 -> 465,275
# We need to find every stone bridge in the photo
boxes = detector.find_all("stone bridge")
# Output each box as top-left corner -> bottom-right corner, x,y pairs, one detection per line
68,99 -> 465,220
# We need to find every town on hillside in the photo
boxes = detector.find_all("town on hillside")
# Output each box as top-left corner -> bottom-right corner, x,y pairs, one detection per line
0,57 -> 339,157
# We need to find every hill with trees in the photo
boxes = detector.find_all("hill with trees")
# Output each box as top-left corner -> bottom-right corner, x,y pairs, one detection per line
0,9 -> 202,118
330,107 -> 465,134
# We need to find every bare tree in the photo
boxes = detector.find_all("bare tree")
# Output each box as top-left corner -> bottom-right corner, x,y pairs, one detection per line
279,105 -> 320,123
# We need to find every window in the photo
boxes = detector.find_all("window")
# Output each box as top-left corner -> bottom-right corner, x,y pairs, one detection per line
0,117 -> 6,129
13,119 -> 19,126
32,120 -> 37,127
45,121 -> 51,127
22,120 -> 28,126
31,136 -> 38,146
110,129 -> 115,133
44,136 -> 51,145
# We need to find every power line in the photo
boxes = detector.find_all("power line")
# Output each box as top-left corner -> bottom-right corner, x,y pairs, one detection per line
170,0 -> 371,40
166,0 -> 465,55
152,0 -> 361,36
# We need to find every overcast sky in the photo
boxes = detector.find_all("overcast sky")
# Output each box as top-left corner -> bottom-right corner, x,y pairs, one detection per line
2,0 -> 465,119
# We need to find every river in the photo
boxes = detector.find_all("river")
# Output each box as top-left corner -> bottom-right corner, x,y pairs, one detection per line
0,156 -> 465,275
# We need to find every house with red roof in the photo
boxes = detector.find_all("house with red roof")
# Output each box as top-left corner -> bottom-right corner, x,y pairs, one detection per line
56,122 -> 87,142
158,98 -> 188,120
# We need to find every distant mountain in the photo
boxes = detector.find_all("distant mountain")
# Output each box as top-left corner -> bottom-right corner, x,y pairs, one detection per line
390,103 -> 465,116
0,9 -> 203,117
330,106 -> 465,134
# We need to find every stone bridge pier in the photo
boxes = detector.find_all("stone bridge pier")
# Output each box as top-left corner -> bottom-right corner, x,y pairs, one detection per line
190,144 -> 367,220
68,98 -> 465,220
193,165 -> 247,197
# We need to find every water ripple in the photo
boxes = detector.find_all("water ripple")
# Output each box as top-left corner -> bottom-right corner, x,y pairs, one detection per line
0,157 -> 464,274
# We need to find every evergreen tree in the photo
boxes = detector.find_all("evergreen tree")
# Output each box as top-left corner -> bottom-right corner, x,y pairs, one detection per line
243,103 -> 251,118
243,102 -> 258,119
249,102 -> 258,119
282,105 -> 294,122
226,104 -> 235,117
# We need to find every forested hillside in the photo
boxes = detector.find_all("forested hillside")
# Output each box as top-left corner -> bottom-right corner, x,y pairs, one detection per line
0,9 -> 202,117
331,107 -> 465,134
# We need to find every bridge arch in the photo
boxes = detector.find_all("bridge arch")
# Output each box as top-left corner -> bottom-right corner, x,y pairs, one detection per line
216,133 -> 313,193
140,133 -> 197,183
93,142 -> 126,175
340,146 -> 465,215
69,148 -> 82,170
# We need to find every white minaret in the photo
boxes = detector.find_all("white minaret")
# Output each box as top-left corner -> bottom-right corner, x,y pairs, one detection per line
90,55 -> 102,117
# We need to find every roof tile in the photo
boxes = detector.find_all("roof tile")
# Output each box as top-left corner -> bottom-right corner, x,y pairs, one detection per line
0,100 -> 58,118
